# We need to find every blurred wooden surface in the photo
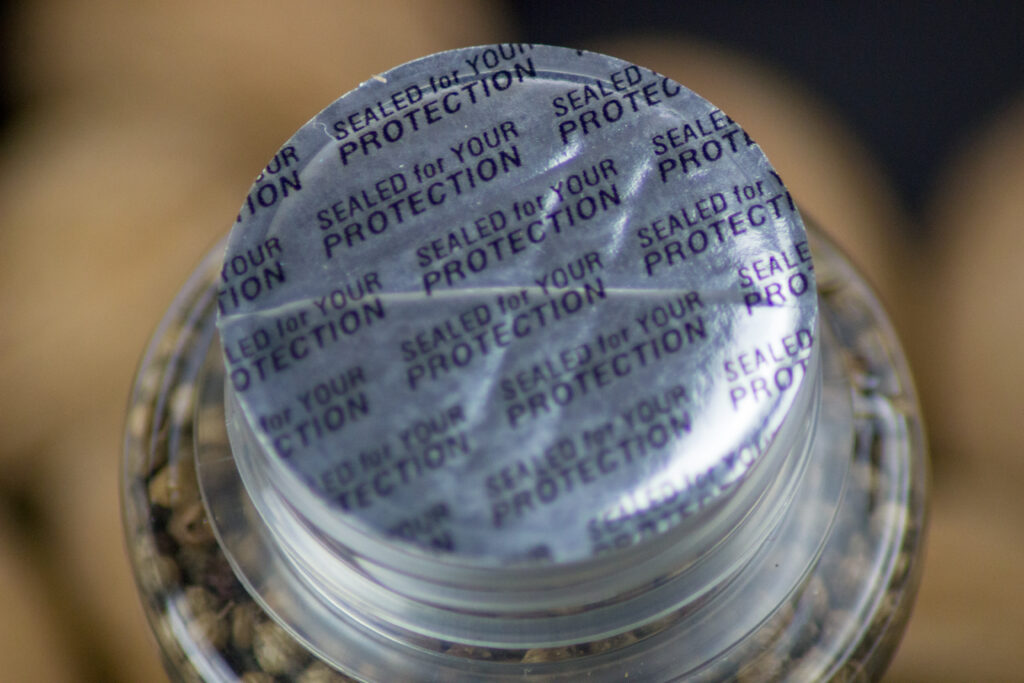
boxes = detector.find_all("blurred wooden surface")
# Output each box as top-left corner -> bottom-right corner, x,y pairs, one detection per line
1,2 -> 1021,680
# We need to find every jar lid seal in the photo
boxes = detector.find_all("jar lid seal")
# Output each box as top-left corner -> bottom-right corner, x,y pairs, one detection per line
217,44 -> 818,567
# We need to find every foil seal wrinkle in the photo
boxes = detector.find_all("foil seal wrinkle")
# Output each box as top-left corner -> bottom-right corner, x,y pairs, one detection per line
217,45 -> 818,566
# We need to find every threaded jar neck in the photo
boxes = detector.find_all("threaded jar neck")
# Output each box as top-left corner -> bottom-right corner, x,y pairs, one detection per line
205,44 -> 823,664
215,318 -> 821,650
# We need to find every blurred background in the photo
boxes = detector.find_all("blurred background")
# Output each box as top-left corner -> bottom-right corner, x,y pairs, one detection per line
0,1 -> 1021,680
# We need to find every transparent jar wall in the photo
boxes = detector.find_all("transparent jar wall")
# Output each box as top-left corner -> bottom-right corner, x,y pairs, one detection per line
122,223 -> 927,682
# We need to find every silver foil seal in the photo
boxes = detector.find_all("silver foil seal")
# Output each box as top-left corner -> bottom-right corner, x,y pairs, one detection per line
217,44 -> 817,566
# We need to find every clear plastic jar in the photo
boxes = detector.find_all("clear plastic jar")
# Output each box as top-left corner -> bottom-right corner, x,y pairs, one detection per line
122,45 -> 927,682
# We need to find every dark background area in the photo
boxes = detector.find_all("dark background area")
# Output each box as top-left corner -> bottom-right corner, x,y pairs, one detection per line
0,1 -> 16,132
3,2 -> 1021,220
506,1 -> 1024,222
